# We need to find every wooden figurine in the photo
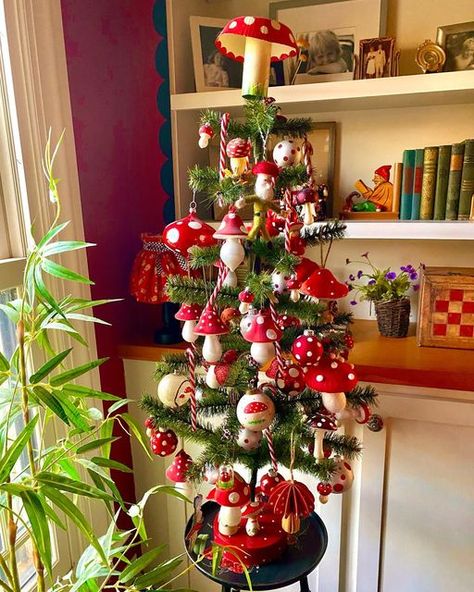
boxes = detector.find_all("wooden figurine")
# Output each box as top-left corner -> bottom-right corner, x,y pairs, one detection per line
346,165 -> 394,213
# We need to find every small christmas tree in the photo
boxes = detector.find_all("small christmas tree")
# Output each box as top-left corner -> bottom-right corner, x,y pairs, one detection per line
141,17 -> 380,571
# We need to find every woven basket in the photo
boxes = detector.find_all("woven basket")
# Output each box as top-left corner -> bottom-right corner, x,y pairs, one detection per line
374,298 -> 410,337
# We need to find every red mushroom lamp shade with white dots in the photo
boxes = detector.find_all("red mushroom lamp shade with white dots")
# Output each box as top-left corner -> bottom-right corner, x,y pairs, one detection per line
215,16 -> 298,98
300,267 -> 349,300
162,211 -> 217,257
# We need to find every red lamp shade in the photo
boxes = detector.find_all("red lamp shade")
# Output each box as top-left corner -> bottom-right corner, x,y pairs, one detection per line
300,267 -> 349,299
294,257 -> 319,284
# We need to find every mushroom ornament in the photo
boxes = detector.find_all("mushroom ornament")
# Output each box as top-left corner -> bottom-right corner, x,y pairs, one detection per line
226,138 -> 252,176
291,330 -> 323,366
286,277 -> 301,302
157,373 -> 192,408
305,354 -> 358,414
300,267 -> 349,301
237,427 -> 263,451
162,210 -> 217,256
198,122 -> 214,148
269,479 -> 315,535
273,139 -> 301,168
150,428 -> 178,457
307,411 -> 338,460
294,187 -> 317,226
208,470 -> 251,536
238,288 -> 254,314
240,308 -> 282,365
166,449 -> 193,496
213,208 -> 248,281
328,457 -> 354,494
237,389 -> 275,431
215,16 -> 298,98
175,303 -> 202,343
242,499 -> 266,536
194,303 -> 229,363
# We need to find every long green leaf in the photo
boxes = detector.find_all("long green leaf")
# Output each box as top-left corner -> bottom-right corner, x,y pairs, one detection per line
118,545 -> 166,583
65,313 -> 111,326
41,259 -> 93,285
34,266 -> 65,318
0,416 -> 38,482
90,457 -> 132,473
61,384 -> 119,402
36,472 -> 113,501
50,358 -> 108,387
30,348 -> 73,383
0,351 -> 9,372
36,221 -> 69,249
133,556 -> 184,588
42,240 -> 95,257
37,492 -> 66,529
21,491 -> 53,576
59,397 -> 90,432
32,386 -> 69,424
76,438 -> 117,455
121,413 -> 152,459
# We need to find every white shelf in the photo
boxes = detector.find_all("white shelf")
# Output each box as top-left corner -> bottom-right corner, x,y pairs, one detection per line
171,71 -> 474,115
320,220 -> 474,240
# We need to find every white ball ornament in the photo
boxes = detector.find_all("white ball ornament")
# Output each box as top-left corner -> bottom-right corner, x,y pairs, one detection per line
157,373 -> 191,408
237,428 -> 263,451
329,457 -> 354,494
237,390 -> 275,431
271,270 -> 289,295
273,139 -> 301,168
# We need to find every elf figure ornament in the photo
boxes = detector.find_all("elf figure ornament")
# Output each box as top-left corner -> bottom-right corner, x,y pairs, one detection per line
246,161 -> 282,240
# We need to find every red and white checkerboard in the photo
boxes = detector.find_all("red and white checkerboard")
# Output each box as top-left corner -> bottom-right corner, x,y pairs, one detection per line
431,288 -> 474,339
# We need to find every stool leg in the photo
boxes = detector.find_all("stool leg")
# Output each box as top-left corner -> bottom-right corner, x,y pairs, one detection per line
221,586 -> 236,592
300,575 -> 311,592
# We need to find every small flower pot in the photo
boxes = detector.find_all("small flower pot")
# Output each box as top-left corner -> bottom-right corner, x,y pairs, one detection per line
374,298 -> 410,338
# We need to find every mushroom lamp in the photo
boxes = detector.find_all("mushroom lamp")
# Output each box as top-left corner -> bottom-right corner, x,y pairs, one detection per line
226,138 -> 252,176
300,267 -> 349,300
175,303 -> 202,343
195,303 -> 229,363
208,470 -> 251,536
215,16 -> 298,98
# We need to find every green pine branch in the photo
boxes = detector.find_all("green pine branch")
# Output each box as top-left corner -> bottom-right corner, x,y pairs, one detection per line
275,163 -> 309,197
271,117 -> 313,139
346,385 -> 379,408
300,220 -> 347,245
189,245 -> 221,269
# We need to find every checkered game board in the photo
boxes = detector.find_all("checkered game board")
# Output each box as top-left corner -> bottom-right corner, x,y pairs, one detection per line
431,288 -> 474,339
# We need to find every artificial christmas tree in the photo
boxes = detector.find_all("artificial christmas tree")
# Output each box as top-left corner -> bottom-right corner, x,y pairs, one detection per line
141,16 -> 380,576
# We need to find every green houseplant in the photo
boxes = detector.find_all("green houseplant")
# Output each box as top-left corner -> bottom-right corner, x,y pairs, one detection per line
346,253 -> 420,337
0,135 -> 192,592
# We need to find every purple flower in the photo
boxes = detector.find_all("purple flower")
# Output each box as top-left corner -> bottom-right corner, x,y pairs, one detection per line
350,300 -> 357,306
368,279 -> 376,285
409,272 -> 418,281
357,270 -> 363,279
349,274 -> 355,281
385,271 -> 397,280
413,284 -> 420,292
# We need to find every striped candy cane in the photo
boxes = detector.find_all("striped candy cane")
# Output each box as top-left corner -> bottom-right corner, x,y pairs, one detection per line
208,262 -> 229,309
186,345 -> 197,431
269,300 -> 285,380
283,188 -> 293,254
219,112 -> 230,181
264,428 -> 278,472
303,134 -> 314,188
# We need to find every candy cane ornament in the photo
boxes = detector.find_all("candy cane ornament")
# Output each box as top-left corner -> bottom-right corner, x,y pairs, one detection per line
186,345 -> 198,431
264,428 -> 278,472
269,300 -> 285,380
219,112 -> 230,181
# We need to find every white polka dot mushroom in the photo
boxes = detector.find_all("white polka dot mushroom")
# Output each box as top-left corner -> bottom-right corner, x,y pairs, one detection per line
198,122 -> 214,148
208,470 -> 251,536
213,208 -> 248,284
165,449 -> 193,497
240,308 -> 282,365
162,210 -> 217,257
194,303 -> 229,363
226,138 -> 252,176
174,302 -> 202,343
215,16 -> 298,98
307,411 -> 338,460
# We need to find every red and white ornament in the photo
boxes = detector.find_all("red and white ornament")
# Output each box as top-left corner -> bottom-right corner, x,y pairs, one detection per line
291,330 -> 323,366
269,479 -> 315,534
226,138 -> 251,176
150,428 -> 178,457
238,288 -> 254,314
175,303 -> 202,343
287,277 -> 301,302
213,209 -> 248,272
242,499 -> 266,536
275,361 -> 305,397
305,354 -> 358,414
157,373 -> 192,408
237,389 -> 275,431
259,470 -> 284,497
317,482 -> 333,504
293,187 -> 316,225
271,270 -> 289,295
208,469 -> 251,536
241,308 -> 282,365
166,449 -> 193,496
273,139 -> 301,168
252,161 -> 279,201
237,427 -> 263,451
198,123 -> 214,148
195,304 -> 229,363
163,211 -> 217,256
328,457 -> 354,494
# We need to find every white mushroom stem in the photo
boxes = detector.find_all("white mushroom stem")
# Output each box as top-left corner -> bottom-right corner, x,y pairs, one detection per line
205,365 -> 220,389
202,335 -> 222,363
290,289 -> 300,302
322,392 -> 347,414
181,320 -> 198,343
218,506 -> 241,536
302,202 -> 315,225
242,36 -> 271,98
239,301 -> 250,314
220,238 -> 245,271
223,270 -> 238,288
250,341 -> 275,365
230,156 -> 248,176
246,515 -> 260,536
314,429 -> 325,461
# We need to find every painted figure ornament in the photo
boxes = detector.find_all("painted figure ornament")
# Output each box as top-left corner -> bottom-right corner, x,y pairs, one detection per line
237,389 -> 275,431
157,373 -> 192,408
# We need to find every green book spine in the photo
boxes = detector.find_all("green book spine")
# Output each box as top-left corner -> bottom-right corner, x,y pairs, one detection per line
458,139 -> 474,220
410,149 -> 424,220
445,143 -> 466,220
420,146 -> 439,220
433,145 -> 452,220
400,149 -> 415,220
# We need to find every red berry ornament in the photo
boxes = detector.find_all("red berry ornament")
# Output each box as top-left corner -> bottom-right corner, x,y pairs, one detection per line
150,428 -> 178,457
291,330 -> 323,366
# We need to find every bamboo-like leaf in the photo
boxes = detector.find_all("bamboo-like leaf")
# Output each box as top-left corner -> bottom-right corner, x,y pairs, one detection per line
36,472 -> 113,500
118,545 -> 166,583
0,415 -> 38,482
0,351 -> 10,372
58,458 -> 81,481
32,386 -> 69,424
65,313 -> 111,326
0,303 -> 20,324
106,399 -> 129,415
20,490 -> 53,576
50,358 -> 108,387
30,348 -> 73,383
90,457 -> 132,473
36,221 -> 69,249
133,556 -> 184,588
34,266 -> 65,318
76,437 -> 117,455
42,240 -> 95,257
41,259 -> 93,285
121,412 -> 152,459
61,383 -> 119,401
37,492 -> 66,530
42,486 -> 107,564
211,544 -> 223,577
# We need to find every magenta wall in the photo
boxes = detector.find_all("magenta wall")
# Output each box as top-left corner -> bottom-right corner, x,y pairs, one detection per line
61,0 -> 168,499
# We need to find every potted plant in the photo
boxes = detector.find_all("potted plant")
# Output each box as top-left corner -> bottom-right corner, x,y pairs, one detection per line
346,253 -> 420,337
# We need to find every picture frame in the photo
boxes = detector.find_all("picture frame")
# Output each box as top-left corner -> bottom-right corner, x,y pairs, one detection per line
436,21 -> 474,72
417,267 -> 474,350
190,16 -> 243,92
357,37 -> 396,79
210,122 -> 337,220
269,0 -> 388,84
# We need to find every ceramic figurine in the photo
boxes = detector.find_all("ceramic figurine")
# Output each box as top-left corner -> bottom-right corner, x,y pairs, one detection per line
347,165 -> 393,212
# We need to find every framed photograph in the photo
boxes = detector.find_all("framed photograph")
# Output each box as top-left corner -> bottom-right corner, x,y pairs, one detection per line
190,16 -> 243,92
436,21 -> 474,72
269,0 -> 388,84
358,37 -> 395,79
417,267 -> 474,350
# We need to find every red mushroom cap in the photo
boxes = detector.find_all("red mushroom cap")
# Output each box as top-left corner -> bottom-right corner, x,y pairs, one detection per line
305,354 -> 358,393
199,123 -> 214,137
252,160 -> 280,178
241,499 -> 266,518
238,288 -> 254,303
276,314 -> 301,331
195,304 -> 229,336
286,277 -> 301,290
213,209 -> 248,239
294,257 -> 320,284
300,267 -> 349,299
269,479 -> 315,518
308,411 -> 338,431
175,302 -> 202,321
293,187 -> 316,206
212,471 -> 251,507
163,211 -> 217,256
215,17 -> 298,63
226,137 -> 251,158
241,309 -> 282,343
165,449 -> 192,483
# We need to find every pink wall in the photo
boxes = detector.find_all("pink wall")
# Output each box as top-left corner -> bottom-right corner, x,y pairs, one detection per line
61,0 -> 168,500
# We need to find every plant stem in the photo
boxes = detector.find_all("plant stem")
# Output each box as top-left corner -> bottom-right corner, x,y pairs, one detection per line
6,491 -> 21,592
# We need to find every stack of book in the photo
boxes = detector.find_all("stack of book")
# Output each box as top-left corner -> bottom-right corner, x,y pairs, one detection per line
398,139 -> 474,221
